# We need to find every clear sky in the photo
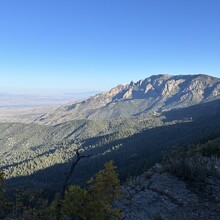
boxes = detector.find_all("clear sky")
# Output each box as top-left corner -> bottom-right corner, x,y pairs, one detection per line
0,0 -> 220,93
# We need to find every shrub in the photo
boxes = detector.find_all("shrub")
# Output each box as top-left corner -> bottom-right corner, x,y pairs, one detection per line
163,147 -> 208,181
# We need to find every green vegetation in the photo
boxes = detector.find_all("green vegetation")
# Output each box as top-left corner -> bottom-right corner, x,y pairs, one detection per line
0,170 -> 6,217
1,136 -> 219,219
0,161 -> 121,220
62,161 -> 121,219
0,170 -> 11,218
163,138 -> 220,181
0,75 -> 220,218
11,189 -> 49,220
1,99 -> 220,190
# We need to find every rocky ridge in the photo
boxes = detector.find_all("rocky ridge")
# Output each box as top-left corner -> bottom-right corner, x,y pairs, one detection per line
37,74 -> 220,125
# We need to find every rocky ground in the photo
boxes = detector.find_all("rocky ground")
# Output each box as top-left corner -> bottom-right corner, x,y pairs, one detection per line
116,164 -> 220,220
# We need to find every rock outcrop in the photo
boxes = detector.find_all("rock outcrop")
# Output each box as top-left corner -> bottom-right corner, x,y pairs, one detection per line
116,164 -> 220,219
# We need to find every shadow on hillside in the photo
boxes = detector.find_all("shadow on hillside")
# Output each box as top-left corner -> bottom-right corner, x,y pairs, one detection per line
162,99 -> 220,122
1,148 -> 57,170
6,104 -> 220,192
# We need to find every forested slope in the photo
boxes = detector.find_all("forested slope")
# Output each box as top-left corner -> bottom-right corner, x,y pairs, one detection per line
2,99 -> 220,190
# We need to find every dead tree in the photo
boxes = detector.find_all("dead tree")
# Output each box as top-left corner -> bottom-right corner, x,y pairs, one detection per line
56,149 -> 90,220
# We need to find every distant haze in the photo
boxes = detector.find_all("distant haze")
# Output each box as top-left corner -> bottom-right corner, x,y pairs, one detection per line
0,89 -> 99,109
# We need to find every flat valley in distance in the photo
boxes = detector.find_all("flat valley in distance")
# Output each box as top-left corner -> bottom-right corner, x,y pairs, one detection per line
0,90 -> 98,123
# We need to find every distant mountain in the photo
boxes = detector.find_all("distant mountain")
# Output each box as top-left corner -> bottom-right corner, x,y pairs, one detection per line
38,74 -> 220,124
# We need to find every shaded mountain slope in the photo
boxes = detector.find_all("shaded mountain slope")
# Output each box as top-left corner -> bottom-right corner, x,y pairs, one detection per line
4,99 -> 220,189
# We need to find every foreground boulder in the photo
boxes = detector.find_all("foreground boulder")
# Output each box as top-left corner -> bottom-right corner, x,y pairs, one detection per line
116,165 -> 220,220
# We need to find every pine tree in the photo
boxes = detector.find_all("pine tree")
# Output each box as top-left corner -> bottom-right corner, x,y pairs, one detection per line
62,185 -> 88,219
62,161 -> 121,219
86,161 -> 121,219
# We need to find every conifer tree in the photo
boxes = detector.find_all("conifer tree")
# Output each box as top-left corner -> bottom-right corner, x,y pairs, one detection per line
62,161 -> 121,219
86,161 -> 121,219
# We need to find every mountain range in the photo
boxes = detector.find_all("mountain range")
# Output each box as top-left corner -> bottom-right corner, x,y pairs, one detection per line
1,74 -> 220,191
37,74 -> 220,125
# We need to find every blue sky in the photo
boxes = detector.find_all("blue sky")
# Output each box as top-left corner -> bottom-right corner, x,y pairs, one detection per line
0,0 -> 220,93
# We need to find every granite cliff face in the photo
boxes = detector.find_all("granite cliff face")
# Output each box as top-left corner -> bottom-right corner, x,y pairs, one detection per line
38,74 -> 220,125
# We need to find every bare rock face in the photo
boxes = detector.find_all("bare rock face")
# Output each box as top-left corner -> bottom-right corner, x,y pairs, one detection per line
104,85 -> 124,97
116,164 -> 220,220
123,88 -> 133,99
211,83 -> 220,96
118,189 -> 177,220
145,83 -> 154,94
149,173 -> 198,205
38,74 -> 220,124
